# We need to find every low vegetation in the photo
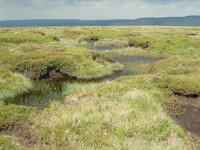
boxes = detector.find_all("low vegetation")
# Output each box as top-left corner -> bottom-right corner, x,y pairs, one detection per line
0,30 -> 59,44
0,70 -> 32,106
0,26 -> 200,149
33,80 -> 187,149
150,55 -> 200,95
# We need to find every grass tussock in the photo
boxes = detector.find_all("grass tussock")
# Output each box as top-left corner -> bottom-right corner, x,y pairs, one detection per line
0,70 -> 33,104
123,61 -> 155,75
0,136 -> 28,150
150,55 -> 200,95
1,26 -> 200,149
0,43 -> 119,81
33,78 -> 189,150
0,31 -> 59,44
0,105 -> 33,131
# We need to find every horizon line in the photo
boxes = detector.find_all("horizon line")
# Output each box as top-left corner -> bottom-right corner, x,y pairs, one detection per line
1,15 -> 199,22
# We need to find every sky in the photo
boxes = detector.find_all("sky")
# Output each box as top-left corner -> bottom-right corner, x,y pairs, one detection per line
0,0 -> 200,20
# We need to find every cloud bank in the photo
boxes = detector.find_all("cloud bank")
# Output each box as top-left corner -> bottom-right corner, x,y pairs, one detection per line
0,0 -> 200,20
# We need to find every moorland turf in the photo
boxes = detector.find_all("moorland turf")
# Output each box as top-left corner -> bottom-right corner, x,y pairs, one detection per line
0,26 -> 200,149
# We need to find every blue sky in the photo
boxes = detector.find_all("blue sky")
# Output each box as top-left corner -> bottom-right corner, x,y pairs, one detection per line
0,0 -> 200,20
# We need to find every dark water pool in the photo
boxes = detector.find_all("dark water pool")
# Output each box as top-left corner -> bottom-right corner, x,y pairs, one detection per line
5,46 -> 162,107
109,56 -> 162,80
4,81 -> 66,108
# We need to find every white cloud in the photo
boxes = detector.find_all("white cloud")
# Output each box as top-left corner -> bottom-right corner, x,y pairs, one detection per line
185,6 -> 199,14
0,0 -> 200,20
140,4 -> 150,9
0,9 -> 5,14
85,0 -> 110,8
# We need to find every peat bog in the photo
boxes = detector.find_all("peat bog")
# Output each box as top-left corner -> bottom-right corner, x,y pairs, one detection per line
1,26 -> 200,149
173,95 -> 200,135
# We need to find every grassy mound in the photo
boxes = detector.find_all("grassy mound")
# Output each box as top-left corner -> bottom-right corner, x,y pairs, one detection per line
149,55 -> 200,95
150,55 -> 200,75
0,31 -> 59,44
33,76 -> 189,149
0,43 -> 120,81
0,136 -> 28,150
77,28 -> 132,41
0,70 -> 32,105
0,105 -> 33,131
12,48 -> 118,80
154,75 -> 200,95
1,26 -> 200,149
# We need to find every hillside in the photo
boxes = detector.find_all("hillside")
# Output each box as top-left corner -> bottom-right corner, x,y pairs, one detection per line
0,16 -> 200,27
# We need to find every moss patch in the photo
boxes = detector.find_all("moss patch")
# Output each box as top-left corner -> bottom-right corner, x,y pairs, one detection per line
0,70 -> 33,102
150,55 -> 200,75
33,76 -> 187,149
0,136 -> 29,150
0,105 -> 33,131
150,55 -> 200,95
0,43 -> 119,81
0,31 -> 59,44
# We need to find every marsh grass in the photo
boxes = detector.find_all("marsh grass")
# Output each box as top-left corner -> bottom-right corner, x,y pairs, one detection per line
0,136 -> 27,150
33,78 -> 189,150
0,31 -> 59,44
4,81 -> 66,107
0,70 -> 33,104
0,43 -> 119,81
106,47 -> 167,59
1,26 -> 200,149
123,61 -> 155,75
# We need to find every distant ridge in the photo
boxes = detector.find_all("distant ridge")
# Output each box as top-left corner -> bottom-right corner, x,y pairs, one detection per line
0,16 -> 200,27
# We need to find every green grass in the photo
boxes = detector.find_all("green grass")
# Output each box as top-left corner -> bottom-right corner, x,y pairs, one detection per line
0,105 -> 33,131
4,81 -> 65,107
0,136 -> 29,150
0,105 -> 38,150
150,55 -> 200,75
33,78 -> 188,149
0,70 -> 33,105
106,47 -> 167,59
154,74 -> 200,95
0,31 -> 59,44
123,61 -> 155,75
149,55 -> 200,95
0,43 -> 120,81
1,26 -> 200,149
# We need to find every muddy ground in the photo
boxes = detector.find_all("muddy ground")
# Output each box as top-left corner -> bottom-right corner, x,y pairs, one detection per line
173,95 -> 200,136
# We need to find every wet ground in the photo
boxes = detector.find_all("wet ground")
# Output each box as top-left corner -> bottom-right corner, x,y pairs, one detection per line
173,95 -> 200,135
110,56 -> 161,80
6,46 -> 161,107
89,46 -> 119,51
5,80 -> 66,107
4,45 -> 200,137
115,56 -> 162,64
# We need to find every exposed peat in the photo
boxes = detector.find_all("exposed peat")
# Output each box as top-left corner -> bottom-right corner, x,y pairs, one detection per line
172,95 -> 200,136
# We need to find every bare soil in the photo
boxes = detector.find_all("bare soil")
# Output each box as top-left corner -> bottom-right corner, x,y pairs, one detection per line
173,95 -> 200,135
0,123 -> 46,148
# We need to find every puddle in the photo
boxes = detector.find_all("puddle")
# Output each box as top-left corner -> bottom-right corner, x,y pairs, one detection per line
109,72 -> 127,80
4,80 -> 66,108
115,56 -> 162,63
88,46 -> 119,51
173,96 -> 200,135
109,56 -> 162,80
6,45 -> 163,107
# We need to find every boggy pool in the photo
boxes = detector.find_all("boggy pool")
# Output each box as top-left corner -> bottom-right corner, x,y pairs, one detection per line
4,46 -> 162,107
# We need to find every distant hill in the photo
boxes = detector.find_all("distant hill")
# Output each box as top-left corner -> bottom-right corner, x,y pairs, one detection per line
0,16 -> 200,27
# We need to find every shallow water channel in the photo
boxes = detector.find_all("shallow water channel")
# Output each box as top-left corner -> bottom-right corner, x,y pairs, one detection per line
5,80 -> 66,108
6,46 -> 161,107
